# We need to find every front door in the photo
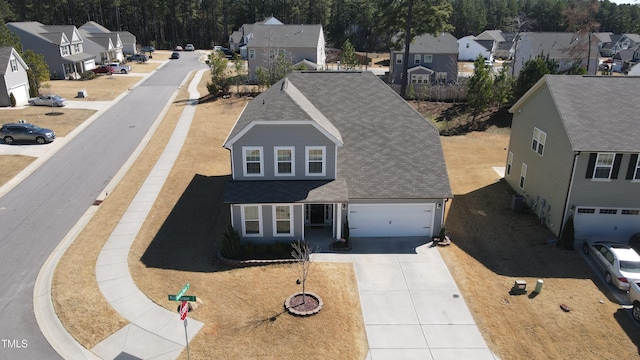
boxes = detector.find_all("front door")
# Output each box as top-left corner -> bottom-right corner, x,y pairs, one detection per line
310,204 -> 325,225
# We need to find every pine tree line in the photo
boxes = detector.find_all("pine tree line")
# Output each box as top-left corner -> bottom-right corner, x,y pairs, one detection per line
1,0 -> 639,51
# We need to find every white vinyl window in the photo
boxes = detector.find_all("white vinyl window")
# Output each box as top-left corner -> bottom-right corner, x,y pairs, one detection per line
249,49 -> 255,59
305,146 -> 326,176
278,49 -> 286,57
633,155 -> 640,180
520,163 -> 527,189
241,205 -> 262,236
396,54 -> 402,64
273,205 -> 293,236
414,54 -> 421,64
435,72 -> 447,82
61,46 -> 70,56
424,54 -> 433,63
507,151 -> 513,175
532,128 -> 546,156
242,146 -> 263,176
411,74 -> 429,84
274,147 -> 295,176
593,153 -> 614,179
10,59 -> 18,72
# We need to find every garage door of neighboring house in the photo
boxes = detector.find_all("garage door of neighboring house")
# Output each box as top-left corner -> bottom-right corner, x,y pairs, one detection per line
574,207 -> 640,242
9,84 -> 29,105
348,203 -> 434,237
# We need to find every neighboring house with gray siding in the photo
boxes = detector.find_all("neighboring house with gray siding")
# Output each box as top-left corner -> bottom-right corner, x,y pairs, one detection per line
7,21 -> 95,79
223,71 -> 452,242
512,32 -> 599,77
0,47 -> 30,107
505,75 -> 640,243
80,21 -> 137,56
389,32 -> 458,86
245,23 -> 326,82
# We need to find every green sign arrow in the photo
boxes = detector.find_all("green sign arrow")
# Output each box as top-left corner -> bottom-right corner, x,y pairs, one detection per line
168,295 -> 196,302
175,283 -> 190,300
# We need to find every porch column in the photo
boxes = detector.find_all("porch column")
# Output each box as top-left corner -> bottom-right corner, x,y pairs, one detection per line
336,204 -> 342,240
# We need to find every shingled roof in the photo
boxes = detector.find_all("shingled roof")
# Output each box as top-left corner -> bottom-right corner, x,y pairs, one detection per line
511,75 -> 640,152
225,71 -> 452,200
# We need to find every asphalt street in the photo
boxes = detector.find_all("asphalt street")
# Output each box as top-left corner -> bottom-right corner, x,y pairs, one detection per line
0,51 -> 207,358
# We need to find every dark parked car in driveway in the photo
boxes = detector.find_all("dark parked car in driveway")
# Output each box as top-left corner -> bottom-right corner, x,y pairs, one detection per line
127,54 -> 148,62
1,122 -> 56,144
92,65 -> 115,74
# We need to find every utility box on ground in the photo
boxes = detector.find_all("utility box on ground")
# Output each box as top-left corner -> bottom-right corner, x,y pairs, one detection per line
511,195 -> 526,213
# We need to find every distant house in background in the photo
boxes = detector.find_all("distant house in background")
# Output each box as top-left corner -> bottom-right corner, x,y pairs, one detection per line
457,35 -> 495,62
244,22 -> 326,82
512,32 -> 599,77
80,21 -> 137,56
0,47 -> 30,107
505,75 -> 640,243
79,29 -> 125,64
598,33 -> 640,57
389,32 -> 458,86
476,30 -> 514,60
7,21 -> 95,79
229,16 -> 283,57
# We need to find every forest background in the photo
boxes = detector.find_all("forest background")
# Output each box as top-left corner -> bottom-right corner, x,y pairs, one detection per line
1,0 -> 639,52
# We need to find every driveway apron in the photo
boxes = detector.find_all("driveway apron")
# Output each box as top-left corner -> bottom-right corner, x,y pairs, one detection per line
313,237 -> 498,360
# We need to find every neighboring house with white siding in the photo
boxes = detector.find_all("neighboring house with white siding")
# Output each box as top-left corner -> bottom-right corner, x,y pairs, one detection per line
0,47 -> 30,107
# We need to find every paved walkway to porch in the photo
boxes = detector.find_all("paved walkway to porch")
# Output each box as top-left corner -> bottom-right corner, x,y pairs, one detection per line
310,236 -> 499,360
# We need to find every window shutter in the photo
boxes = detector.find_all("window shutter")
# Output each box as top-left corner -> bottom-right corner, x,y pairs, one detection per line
627,154 -> 639,180
585,153 -> 597,178
611,153 -> 623,179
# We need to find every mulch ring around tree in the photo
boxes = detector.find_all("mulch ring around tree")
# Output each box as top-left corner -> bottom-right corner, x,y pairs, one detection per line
284,292 -> 323,317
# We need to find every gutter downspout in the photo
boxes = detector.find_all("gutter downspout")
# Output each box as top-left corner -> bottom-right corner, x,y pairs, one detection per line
560,152 -> 580,239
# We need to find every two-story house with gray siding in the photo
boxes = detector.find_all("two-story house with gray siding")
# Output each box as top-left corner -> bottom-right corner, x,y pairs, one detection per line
512,32 -> 599,77
0,47 -> 30,107
7,22 -> 95,80
223,71 -> 452,242
505,75 -> 640,244
389,32 -> 458,86
245,23 -> 326,83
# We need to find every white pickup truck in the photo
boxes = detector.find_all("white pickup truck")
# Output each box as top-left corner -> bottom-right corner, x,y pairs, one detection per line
106,62 -> 131,74
628,280 -> 640,321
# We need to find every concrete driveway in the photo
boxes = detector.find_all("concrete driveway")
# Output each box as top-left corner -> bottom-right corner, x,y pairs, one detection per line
312,237 -> 498,360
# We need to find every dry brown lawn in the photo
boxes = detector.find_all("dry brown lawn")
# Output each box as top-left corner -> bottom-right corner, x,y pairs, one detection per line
440,130 -> 640,359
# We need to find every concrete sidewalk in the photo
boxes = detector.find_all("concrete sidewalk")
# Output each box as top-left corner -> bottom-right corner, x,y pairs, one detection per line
33,67 -> 207,359
90,69 -> 206,359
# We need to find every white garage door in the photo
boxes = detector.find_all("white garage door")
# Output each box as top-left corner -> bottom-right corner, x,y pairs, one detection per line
574,207 -> 640,242
348,203 -> 434,237
8,84 -> 29,106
